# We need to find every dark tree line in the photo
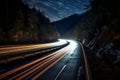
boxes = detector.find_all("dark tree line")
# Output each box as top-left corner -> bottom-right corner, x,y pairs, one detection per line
0,0 -> 59,45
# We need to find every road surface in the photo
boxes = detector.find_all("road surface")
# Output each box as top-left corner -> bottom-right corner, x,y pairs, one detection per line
0,40 -> 82,80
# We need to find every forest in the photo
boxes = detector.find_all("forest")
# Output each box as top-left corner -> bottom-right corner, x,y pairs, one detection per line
0,0 -> 59,45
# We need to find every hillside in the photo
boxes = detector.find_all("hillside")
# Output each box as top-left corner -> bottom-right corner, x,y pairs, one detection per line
52,14 -> 82,35
0,0 -> 59,45
64,10 -> 98,42
53,10 -> 98,43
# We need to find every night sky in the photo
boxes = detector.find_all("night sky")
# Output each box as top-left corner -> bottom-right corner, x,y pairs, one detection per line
23,0 -> 90,22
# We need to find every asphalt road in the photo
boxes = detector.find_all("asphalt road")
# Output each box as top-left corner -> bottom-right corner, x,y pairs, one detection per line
0,40 -> 82,80
39,40 -> 82,80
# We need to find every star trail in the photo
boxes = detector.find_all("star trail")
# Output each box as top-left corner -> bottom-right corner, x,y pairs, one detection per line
23,0 -> 90,22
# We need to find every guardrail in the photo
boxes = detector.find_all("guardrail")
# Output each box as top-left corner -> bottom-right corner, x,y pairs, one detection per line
79,42 -> 92,80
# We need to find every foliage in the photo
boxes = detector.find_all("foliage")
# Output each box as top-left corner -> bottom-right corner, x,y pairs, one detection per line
0,0 -> 59,45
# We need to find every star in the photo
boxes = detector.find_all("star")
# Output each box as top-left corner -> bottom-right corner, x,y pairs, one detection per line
23,0 -> 90,22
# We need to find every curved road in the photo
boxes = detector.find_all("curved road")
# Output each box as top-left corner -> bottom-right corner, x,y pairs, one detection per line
0,40 -> 82,80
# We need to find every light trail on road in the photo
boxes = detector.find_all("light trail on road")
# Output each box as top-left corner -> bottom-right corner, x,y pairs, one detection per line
0,39 -> 78,80
0,39 -> 67,54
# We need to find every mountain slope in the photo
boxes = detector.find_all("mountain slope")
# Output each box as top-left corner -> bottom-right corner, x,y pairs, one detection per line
52,14 -> 81,35
52,11 -> 90,35
0,0 -> 59,45
64,10 -> 98,42
53,10 -> 98,43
